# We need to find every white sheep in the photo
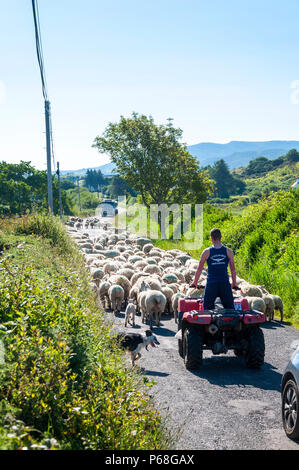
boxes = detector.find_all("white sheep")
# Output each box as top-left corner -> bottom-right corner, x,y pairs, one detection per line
171,292 -> 184,323
247,296 -> 266,314
108,284 -> 124,314
144,289 -> 167,330
161,286 -> 175,315
99,281 -> 111,309
124,300 -> 136,327
262,294 -> 275,321
240,284 -> 263,298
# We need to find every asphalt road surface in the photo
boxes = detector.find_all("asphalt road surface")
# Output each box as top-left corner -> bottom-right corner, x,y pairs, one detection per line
72,217 -> 299,451
111,309 -> 299,451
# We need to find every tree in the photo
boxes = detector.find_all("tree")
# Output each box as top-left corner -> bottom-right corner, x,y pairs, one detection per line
84,169 -> 105,192
209,159 -> 246,198
0,161 -> 74,215
93,113 -> 213,207
286,148 -> 299,163
107,176 -> 137,199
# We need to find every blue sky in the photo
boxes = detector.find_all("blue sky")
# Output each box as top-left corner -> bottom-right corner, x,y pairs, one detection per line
1,0 -> 299,170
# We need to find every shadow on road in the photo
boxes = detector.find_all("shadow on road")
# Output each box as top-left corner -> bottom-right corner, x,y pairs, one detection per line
261,321 -> 285,331
153,326 -> 176,337
189,357 -> 282,392
144,370 -> 170,377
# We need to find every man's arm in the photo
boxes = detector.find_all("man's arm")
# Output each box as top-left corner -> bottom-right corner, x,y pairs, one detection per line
227,248 -> 238,289
191,249 -> 209,286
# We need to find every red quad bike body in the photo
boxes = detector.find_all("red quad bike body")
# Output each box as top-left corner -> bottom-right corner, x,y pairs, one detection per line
178,296 -> 266,370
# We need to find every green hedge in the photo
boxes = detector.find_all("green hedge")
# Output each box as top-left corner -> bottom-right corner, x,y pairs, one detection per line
0,215 -> 172,449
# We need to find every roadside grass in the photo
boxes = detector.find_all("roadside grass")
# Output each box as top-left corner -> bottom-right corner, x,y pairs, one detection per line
0,214 -> 173,450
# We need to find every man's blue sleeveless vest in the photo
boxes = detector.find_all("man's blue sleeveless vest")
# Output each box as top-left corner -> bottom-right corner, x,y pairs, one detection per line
206,245 -> 229,283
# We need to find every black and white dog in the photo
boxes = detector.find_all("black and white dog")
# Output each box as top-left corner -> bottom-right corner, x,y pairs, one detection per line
117,329 -> 160,366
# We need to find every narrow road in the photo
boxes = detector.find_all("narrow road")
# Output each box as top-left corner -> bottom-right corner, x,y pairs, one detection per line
124,313 -> 299,450
71,217 -> 299,451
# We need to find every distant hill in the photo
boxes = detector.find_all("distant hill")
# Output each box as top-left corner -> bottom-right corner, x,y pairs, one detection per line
61,162 -> 116,177
61,140 -> 299,175
187,140 -> 299,168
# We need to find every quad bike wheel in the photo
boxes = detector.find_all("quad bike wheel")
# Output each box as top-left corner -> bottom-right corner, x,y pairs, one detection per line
183,326 -> 203,370
244,326 -> 265,369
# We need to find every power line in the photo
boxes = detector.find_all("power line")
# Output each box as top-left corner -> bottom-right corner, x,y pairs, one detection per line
31,0 -> 48,101
31,0 -> 55,213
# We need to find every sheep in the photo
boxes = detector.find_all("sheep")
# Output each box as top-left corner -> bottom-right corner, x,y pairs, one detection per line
171,292 -> 184,323
144,257 -> 158,265
143,243 -> 154,254
142,277 -> 162,292
91,268 -> 105,286
176,254 -> 191,265
103,261 -> 120,275
117,268 -> 135,280
247,296 -> 266,314
108,284 -> 124,314
240,284 -> 263,298
124,300 -> 136,327
161,286 -> 174,315
262,294 -> 275,322
134,260 -> 148,270
108,274 -> 131,306
185,286 -> 205,297
136,237 -> 152,248
131,272 -> 150,286
99,281 -> 111,309
271,295 -> 284,322
183,269 -> 197,284
162,273 -> 179,285
143,264 -> 162,276
143,289 -> 167,330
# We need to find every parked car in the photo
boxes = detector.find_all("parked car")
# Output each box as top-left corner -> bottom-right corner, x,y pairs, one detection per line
281,344 -> 299,440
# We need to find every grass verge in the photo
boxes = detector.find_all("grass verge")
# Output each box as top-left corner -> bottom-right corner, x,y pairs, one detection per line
0,214 -> 173,450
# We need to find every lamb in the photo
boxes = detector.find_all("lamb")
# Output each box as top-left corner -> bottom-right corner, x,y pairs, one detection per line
262,294 -> 275,322
271,295 -> 284,322
108,284 -> 124,314
171,292 -> 184,323
124,299 -> 136,327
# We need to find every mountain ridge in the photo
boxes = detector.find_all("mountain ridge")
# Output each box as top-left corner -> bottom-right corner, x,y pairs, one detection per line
61,140 -> 299,175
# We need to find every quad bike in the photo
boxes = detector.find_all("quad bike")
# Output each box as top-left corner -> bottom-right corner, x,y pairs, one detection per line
177,294 -> 265,370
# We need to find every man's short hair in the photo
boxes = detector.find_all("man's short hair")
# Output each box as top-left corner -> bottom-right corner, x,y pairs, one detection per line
210,228 -> 222,240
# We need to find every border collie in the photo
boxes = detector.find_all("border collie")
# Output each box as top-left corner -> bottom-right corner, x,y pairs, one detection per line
117,329 -> 160,366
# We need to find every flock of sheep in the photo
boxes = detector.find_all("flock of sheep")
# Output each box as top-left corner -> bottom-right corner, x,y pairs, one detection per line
66,216 -> 284,327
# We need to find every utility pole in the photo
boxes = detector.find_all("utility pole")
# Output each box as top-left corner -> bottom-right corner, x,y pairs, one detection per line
77,177 -> 81,212
31,0 -> 54,214
45,100 -> 54,213
56,161 -> 63,219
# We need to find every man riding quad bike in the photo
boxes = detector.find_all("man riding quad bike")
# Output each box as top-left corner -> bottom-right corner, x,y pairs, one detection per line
177,228 -> 265,370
